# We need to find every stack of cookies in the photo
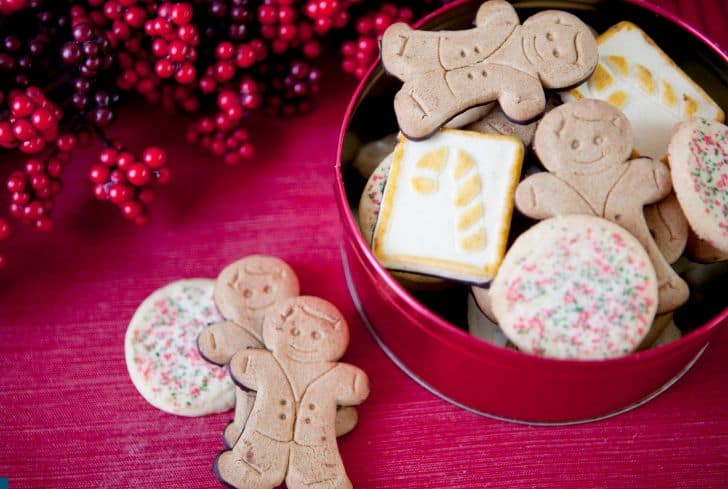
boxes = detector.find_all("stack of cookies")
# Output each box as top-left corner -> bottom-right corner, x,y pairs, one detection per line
125,256 -> 369,489
353,0 -> 727,360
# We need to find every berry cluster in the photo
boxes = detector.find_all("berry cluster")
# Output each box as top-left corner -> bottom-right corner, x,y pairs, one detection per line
341,3 -> 413,79
89,145 -> 169,224
0,0 -> 446,269
304,0 -> 355,34
259,57 -> 320,116
186,114 -> 254,166
146,2 -> 199,84
0,87 -> 63,154
5,134 -> 77,233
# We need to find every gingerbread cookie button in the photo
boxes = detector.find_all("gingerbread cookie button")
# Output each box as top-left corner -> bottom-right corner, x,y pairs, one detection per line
668,118 -> 728,255
125,279 -> 235,416
491,215 -> 658,359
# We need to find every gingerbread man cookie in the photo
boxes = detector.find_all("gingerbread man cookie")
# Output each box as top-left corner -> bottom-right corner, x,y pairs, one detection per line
214,296 -> 369,489
515,99 -> 689,313
197,256 -> 358,447
380,0 -> 598,139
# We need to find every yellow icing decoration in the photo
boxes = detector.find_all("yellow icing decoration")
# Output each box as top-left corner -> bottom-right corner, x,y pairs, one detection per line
683,94 -> 698,117
460,228 -> 487,252
453,149 -> 475,180
587,64 -> 613,92
454,173 -> 481,207
457,202 -> 484,231
634,64 -> 655,94
607,91 -> 628,109
661,80 -> 676,108
605,55 -> 629,76
415,147 -> 448,173
411,176 -> 438,195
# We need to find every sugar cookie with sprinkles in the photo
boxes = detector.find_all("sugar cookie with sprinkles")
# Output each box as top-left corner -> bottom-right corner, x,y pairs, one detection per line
491,215 -> 658,359
125,279 -> 235,416
668,118 -> 728,256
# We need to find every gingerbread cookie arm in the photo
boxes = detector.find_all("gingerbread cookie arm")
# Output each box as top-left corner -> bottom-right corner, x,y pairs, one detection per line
197,320 -> 260,366
515,172 -> 595,219
326,363 -> 370,407
620,158 -> 672,206
607,160 -> 688,313
228,348 -> 272,391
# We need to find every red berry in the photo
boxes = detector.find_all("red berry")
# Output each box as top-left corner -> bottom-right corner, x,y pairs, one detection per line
138,188 -> 154,204
89,164 -> 109,184
35,217 -> 53,232
12,119 -> 36,141
155,58 -> 174,78
0,121 -> 15,145
170,3 -> 193,25
216,41 -> 234,60
0,219 -> 10,240
99,147 -> 117,165
108,183 -> 133,204
11,94 -> 35,118
235,44 -> 256,68
93,183 -> 108,200
215,61 -> 235,82
7,172 -> 26,192
175,63 -> 196,84
167,39 -> 188,62
121,200 -> 143,220
31,109 -> 55,131
11,191 -> 29,205
115,152 -> 135,170
258,5 -> 277,24
143,147 -> 167,169
57,134 -> 78,152
126,163 -> 151,186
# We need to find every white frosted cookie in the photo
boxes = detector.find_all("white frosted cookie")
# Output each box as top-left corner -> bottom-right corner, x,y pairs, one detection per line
125,279 -> 235,416
467,293 -> 508,347
373,129 -> 523,283
491,215 -> 658,359
358,154 -> 447,289
668,118 -> 728,255
562,21 -> 724,161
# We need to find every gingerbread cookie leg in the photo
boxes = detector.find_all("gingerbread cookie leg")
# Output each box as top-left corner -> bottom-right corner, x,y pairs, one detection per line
287,443 -> 352,489
645,193 -> 689,264
214,431 -> 289,489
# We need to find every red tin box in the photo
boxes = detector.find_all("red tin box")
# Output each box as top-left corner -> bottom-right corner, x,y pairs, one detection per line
335,0 -> 728,424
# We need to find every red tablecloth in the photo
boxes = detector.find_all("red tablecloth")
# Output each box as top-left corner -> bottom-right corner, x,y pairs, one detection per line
1,2 -> 726,488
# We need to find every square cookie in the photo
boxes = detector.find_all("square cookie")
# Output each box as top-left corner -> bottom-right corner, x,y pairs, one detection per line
372,129 -> 523,283
562,21 -> 724,161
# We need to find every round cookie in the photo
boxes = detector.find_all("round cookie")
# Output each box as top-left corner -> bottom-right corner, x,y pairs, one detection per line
491,215 -> 658,359
358,154 -> 447,290
125,279 -> 235,416
668,118 -> 728,255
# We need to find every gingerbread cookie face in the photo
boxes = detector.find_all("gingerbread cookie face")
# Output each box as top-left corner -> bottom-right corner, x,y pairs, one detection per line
521,10 -> 599,89
125,279 -> 235,416
214,255 -> 300,338
372,129 -> 524,283
534,98 -> 633,176
562,22 -> 724,161
380,0 -> 597,139
668,118 -> 728,254
263,296 -> 350,363
491,216 -> 658,359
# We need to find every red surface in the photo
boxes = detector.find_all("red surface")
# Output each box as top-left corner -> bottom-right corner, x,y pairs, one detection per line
1,2 -> 726,488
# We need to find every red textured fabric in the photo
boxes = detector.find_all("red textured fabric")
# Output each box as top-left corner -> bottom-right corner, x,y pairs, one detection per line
0,2 -> 726,488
